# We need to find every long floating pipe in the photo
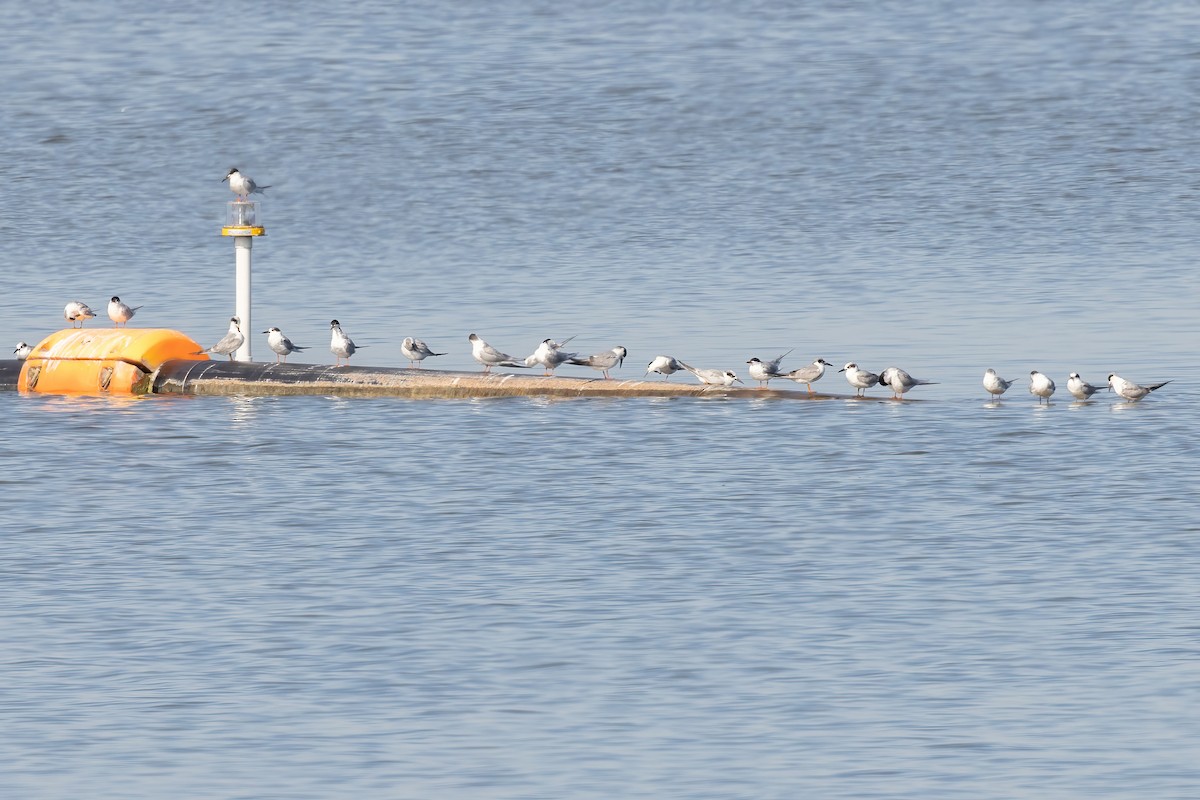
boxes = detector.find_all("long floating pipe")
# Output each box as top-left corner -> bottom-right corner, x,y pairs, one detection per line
148,359 -> 885,401
0,355 -> 894,400
0,360 -> 20,392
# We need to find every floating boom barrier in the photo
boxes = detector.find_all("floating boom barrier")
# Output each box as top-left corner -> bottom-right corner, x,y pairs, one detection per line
12,328 -> 208,395
2,328 -> 890,401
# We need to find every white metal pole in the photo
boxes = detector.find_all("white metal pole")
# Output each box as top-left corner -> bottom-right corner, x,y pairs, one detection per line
234,236 -> 252,362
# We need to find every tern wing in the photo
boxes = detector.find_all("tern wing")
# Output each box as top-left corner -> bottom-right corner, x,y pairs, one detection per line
768,349 -> 794,369
783,366 -> 818,381
207,332 -> 242,353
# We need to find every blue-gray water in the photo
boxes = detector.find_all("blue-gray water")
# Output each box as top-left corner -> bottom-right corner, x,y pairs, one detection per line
2,1 -> 1199,798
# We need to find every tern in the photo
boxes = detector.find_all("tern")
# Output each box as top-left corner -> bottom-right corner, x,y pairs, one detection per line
525,338 -> 579,376
838,362 -> 880,397
983,368 -> 1015,400
263,327 -> 306,363
63,300 -> 97,328
330,320 -> 360,366
679,362 -> 743,387
880,366 -> 937,399
1029,370 -> 1056,404
222,167 -> 270,200
569,346 -> 627,379
781,358 -> 833,394
468,334 -> 527,373
203,317 -> 245,360
1066,372 -> 1101,400
1107,373 -> 1170,401
401,337 -> 446,368
645,355 -> 684,380
107,296 -> 142,327
745,349 -> 793,389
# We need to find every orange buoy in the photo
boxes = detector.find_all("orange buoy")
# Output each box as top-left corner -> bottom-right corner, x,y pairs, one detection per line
19,329 -> 209,395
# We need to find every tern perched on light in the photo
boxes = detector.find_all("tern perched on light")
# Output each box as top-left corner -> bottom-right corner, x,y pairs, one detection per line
107,296 -> 142,327
569,346 -> 627,379
63,300 -> 97,328
880,366 -> 937,399
645,355 -> 684,380
983,368 -> 1015,400
203,317 -> 245,360
13,341 -> 32,360
838,362 -> 879,397
468,334 -> 527,373
330,320 -> 360,366
401,337 -> 446,368
679,362 -> 743,387
263,327 -> 306,363
222,167 -> 270,200
1066,372 -> 1101,400
745,348 -> 793,389
1029,370 -> 1056,404
1107,373 -> 1170,401
525,338 -> 579,376
781,358 -> 833,394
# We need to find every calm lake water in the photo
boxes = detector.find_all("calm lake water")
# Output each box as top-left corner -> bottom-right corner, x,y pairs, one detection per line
2,1 -> 1199,798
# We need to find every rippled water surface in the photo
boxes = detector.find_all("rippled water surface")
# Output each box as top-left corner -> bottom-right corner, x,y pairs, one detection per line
2,1 -> 1199,798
